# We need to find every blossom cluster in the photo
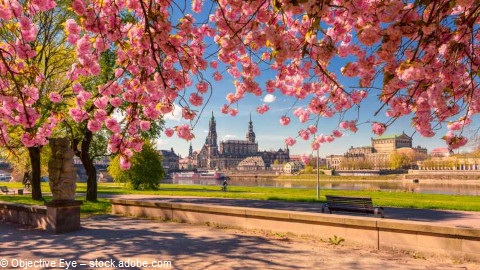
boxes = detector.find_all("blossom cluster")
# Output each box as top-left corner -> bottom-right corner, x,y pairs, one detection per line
0,0 -> 478,170
209,0 -> 479,152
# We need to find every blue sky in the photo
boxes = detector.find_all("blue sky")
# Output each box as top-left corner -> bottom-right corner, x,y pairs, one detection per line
156,2 -> 478,158
157,73 -> 476,158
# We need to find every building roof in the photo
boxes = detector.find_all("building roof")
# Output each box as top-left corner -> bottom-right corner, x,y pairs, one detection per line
237,156 -> 265,167
373,132 -> 411,140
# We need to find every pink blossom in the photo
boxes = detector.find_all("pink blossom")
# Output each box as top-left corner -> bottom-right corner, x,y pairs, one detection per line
340,121 -> 358,133
119,155 -> 131,170
210,60 -> 218,69
165,128 -> 174,137
443,133 -> 468,149
65,19 -> 80,35
350,90 -> 367,104
72,83 -> 83,94
31,0 -> 55,11
176,124 -> 194,140
191,0 -> 204,13
189,93 -> 203,106
110,97 -> 123,107
139,121 -> 151,131
300,155 -> 310,165
213,71 -> 223,81
229,109 -> 238,116
105,118 -> 121,133
447,121 -> 463,131
196,81 -> 209,93
221,104 -> 229,114
20,133 -> 36,147
285,137 -> 296,146
333,130 -> 343,138
93,96 -> 109,109
87,120 -> 102,132
114,68 -> 124,78
69,108 -> 88,122
299,129 -> 309,140
307,125 -> 317,134
256,104 -> 269,114
49,92 -> 62,103
312,141 -> 320,150
72,0 -> 86,15
294,108 -> 310,123
372,122 -> 387,135
94,109 -> 107,122
182,108 -> 196,120
325,135 -> 335,143
280,116 -> 291,126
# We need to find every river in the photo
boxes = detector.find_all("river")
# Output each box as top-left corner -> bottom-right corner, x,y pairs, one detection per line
171,178 -> 480,196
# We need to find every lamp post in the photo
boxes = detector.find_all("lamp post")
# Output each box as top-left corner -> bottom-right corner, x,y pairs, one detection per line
316,146 -> 320,200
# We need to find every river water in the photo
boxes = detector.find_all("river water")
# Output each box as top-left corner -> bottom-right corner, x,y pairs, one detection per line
171,177 -> 480,196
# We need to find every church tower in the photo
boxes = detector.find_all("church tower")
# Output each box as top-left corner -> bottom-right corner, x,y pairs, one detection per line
206,112 -> 218,147
188,143 -> 193,158
204,112 -> 219,168
246,113 -> 256,143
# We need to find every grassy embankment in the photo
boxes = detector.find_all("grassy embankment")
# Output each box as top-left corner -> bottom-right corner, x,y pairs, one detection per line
1,178 -> 480,215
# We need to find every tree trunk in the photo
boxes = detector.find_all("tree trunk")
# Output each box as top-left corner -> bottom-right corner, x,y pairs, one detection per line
81,130 -> 97,202
28,146 -> 43,201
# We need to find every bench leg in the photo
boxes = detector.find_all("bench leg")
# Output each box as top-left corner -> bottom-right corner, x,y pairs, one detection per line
321,204 -> 331,214
374,207 -> 385,218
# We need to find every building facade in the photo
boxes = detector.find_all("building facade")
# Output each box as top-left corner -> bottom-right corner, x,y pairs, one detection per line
159,148 -> 180,172
197,113 -> 290,170
326,133 -> 427,170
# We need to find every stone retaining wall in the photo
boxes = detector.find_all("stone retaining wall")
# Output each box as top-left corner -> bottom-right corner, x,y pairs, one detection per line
111,199 -> 480,261
0,201 -> 46,229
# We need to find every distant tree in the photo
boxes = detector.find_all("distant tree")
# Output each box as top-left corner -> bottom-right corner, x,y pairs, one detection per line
107,142 -> 164,190
389,151 -> 411,169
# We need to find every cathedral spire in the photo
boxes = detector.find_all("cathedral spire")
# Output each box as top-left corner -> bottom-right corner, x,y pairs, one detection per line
246,112 -> 256,143
207,111 -> 218,147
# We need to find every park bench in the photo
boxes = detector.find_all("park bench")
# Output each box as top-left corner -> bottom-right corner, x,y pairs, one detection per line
0,186 -> 16,195
321,195 -> 384,218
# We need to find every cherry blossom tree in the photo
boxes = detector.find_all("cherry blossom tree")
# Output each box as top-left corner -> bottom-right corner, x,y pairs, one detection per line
209,0 -> 479,152
1,0 -> 479,188
0,0 -> 72,200
66,0 -> 477,164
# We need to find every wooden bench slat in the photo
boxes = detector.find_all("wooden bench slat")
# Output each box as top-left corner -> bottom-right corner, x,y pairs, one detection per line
322,195 -> 384,218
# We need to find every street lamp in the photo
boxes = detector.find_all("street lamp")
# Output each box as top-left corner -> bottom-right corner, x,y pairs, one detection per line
316,146 -> 320,200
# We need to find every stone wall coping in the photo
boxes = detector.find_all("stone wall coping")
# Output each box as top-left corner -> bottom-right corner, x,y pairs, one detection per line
377,219 -> 480,237
110,198 -> 480,239
0,201 -> 47,214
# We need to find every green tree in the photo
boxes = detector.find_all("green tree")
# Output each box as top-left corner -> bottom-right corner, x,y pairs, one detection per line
389,151 -> 410,169
107,142 -> 164,190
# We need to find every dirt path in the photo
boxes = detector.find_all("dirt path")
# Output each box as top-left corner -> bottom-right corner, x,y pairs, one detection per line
0,216 -> 477,270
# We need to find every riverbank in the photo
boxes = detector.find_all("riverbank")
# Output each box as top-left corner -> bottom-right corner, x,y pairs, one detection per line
1,182 -> 480,212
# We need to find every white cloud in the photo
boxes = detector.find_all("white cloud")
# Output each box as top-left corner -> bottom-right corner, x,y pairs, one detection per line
155,139 -> 168,148
163,105 -> 182,121
263,94 -> 276,103
222,134 -> 238,140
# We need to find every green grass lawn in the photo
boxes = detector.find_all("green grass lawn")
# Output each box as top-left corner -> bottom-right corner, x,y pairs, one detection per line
1,182 -> 479,215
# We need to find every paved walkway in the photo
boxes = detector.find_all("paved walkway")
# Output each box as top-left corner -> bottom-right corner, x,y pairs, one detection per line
1,195 -> 479,269
107,194 -> 480,228
1,215 -> 478,270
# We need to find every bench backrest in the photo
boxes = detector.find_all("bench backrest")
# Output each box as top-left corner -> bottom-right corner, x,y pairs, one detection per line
0,186 -> 8,192
325,195 -> 374,210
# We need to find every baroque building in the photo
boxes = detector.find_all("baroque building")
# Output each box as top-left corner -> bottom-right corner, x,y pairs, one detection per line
197,113 -> 290,170
326,133 -> 427,170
